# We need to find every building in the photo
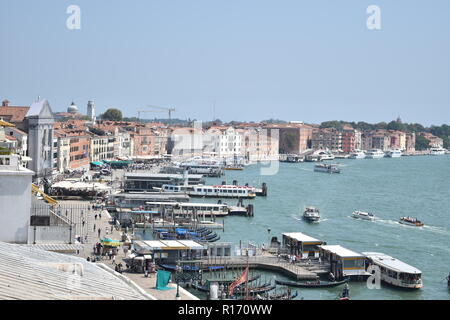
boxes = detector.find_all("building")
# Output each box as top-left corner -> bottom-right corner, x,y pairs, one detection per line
319,245 -> 367,279
311,128 -> 343,152
87,100 -> 96,123
25,99 -> 55,182
405,132 -> 416,153
204,126 -> 244,159
241,127 -> 279,161
0,154 -> 34,243
282,232 -> 324,259
0,99 -> 30,131
419,132 -> 444,148
169,126 -> 203,157
267,123 -> 313,154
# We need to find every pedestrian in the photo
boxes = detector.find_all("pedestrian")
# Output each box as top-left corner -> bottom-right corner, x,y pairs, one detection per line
111,225 -> 114,233
95,214 -> 97,220
112,255 -> 116,264
93,224 -> 96,231
99,213 -> 102,219
98,228 -> 101,238
82,220 -> 85,227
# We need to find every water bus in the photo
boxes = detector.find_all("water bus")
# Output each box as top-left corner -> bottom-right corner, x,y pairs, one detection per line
162,184 -> 257,199
144,201 -> 229,217
363,252 -> 423,289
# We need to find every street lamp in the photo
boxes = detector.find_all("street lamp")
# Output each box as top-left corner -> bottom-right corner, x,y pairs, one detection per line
267,228 -> 271,249
175,261 -> 182,300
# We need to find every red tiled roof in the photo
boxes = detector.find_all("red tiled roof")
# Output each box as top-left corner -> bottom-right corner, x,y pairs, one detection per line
0,106 -> 30,122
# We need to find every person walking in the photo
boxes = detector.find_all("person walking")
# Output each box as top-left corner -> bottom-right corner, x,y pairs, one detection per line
99,213 -> 102,219
112,254 -> 116,265
93,224 -> 96,231
95,214 -> 98,220
98,228 -> 101,238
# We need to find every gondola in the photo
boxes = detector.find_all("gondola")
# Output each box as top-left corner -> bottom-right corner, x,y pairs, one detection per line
191,275 -> 262,292
233,283 -> 276,295
275,277 -> 349,288
255,290 -> 299,300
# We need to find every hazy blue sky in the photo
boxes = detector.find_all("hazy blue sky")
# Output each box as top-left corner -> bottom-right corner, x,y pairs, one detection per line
1,0 -> 449,125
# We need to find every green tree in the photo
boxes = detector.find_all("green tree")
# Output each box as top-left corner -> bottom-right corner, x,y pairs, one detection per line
101,108 -> 123,121
386,120 -> 405,131
415,135 -> 430,151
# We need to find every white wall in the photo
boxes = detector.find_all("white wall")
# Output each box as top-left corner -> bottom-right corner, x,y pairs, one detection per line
0,170 -> 33,243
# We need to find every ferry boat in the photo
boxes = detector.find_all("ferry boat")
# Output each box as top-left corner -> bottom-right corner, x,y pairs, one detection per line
363,252 -> 423,289
162,184 -> 257,199
352,211 -> 375,221
349,150 -> 366,159
429,147 -> 446,155
365,149 -> 385,159
399,216 -> 424,227
314,163 -> 341,174
144,201 -> 229,217
385,149 -> 403,158
303,207 -> 320,222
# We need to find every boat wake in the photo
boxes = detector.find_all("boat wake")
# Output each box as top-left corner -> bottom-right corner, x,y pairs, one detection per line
373,219 -> 450,236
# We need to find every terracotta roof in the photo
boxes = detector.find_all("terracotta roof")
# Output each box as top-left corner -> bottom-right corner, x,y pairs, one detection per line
0,106 -> 30,123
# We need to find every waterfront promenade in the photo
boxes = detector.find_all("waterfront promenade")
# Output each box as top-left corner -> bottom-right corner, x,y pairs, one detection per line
63,200 -> 198,300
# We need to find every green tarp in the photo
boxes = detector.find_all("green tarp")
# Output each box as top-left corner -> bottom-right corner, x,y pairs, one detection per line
91,161 -> 103,166
155,270 -> 173,290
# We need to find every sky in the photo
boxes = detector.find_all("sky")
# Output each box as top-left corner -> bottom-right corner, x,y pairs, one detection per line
1,0 -> 449,126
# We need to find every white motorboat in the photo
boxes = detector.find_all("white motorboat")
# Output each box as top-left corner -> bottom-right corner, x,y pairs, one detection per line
429,147 -> 446,155
365,149 -> 385,159
352,211 -> 375,221
385,149 -> 403,158
363,252 -> 423,289
303,207 -> 320,222
314,163 -> 341,173
349,150 -> 366,159
317,151 -> 335,161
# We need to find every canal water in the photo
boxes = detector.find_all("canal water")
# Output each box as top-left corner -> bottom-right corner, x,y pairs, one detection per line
145,155 -> 450,300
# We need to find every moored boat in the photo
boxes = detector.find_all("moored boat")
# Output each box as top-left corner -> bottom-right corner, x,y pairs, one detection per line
385,149 -> 403,158
275,277 -> 349,288
365,149 -> 385,159
429,147 -> 446,155
399,216 -> 424,227
349,150 -> 366,159
352,211 -> 375,221
363,252 -> 423,289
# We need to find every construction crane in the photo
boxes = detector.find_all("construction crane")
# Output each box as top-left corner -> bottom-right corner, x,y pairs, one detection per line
146,105 -> 176,121
137,109 -> 164,122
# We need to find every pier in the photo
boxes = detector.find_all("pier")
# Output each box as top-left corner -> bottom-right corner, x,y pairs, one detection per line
188,254 -> 330,280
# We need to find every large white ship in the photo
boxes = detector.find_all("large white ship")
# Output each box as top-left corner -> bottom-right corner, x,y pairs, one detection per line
429,147 -> 446,155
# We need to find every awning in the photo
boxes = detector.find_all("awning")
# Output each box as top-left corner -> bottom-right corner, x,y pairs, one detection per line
91,161 -> 103,166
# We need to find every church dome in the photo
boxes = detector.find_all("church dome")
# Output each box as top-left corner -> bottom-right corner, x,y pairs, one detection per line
67,102 -> 79,113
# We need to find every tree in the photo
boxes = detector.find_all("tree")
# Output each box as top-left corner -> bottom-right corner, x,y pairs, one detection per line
386,120 -> 405,131
415,135 -> 430,151
101,108 -> 122,121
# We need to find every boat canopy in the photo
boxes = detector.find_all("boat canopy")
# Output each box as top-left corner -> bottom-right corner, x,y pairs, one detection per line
320,245 -> 364,258
362,252 -> 422,274
283,232 -> 322,244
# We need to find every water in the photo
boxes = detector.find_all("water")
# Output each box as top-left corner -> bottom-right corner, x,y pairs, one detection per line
145,155 -> 450,299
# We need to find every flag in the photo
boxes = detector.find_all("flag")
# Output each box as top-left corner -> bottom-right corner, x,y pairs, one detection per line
228,266 -> 249,296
